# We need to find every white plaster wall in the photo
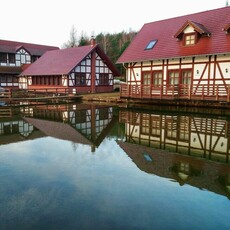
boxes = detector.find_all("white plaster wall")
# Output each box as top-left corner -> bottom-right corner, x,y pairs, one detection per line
126,53 -> 230,86
184,25 -> 195,33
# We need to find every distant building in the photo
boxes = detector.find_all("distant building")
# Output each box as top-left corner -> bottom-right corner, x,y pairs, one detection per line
117,7 -> 230,104
20,38 -> 120,94
0,39 -> 59,88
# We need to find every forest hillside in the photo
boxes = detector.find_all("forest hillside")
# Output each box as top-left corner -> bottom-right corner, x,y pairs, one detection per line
62,28 -> 138,77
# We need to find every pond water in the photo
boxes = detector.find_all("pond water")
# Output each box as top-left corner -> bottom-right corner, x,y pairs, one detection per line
0,103 -> 230,230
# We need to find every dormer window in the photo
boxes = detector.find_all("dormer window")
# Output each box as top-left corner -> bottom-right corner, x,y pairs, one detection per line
145,39 -> 158,50
174,20 -> 211,46
184,33 -> 196,46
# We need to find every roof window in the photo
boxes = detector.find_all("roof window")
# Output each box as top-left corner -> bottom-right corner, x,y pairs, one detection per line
145,39 -> 157,50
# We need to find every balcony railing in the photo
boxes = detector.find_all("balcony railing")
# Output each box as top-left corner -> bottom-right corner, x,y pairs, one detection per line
120,84 -> 230,102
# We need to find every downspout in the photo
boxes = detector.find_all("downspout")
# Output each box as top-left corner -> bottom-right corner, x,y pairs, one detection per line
122,63 -> 128,82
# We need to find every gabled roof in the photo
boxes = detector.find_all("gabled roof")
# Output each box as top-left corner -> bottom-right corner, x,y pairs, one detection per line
20,44 -> 120,76
15,45 -> 31,54
174,20 -> 211,39
117,7 -> 230,63
24,117 -> 93,146
0,39 -> 59,55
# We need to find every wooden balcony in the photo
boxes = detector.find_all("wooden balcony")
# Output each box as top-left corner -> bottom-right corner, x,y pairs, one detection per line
120,84 -> 230,102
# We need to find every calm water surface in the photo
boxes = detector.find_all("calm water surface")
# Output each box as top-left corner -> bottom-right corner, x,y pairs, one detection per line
0,103 -> 230,230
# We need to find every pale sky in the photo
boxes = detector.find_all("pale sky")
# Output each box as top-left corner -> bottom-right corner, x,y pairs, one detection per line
0,0 -> 227,48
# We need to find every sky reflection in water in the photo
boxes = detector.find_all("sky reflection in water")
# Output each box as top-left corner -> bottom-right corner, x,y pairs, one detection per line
0,135 -> 230,230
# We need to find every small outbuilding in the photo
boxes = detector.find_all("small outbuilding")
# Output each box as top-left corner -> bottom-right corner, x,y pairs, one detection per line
20,39 -> 120,94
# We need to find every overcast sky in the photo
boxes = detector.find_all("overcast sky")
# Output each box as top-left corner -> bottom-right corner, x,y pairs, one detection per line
0,0 -> 227,47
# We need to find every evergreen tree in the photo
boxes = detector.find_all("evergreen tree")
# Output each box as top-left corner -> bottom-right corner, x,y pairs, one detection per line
63,28 -> 137,77
78,31 -> 90,46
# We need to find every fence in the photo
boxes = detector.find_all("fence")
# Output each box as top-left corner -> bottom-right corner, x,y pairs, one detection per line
120,84 -> 230,102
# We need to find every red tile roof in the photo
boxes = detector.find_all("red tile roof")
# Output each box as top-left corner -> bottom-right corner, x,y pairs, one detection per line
117,7 -> 230,63
20,44 -> 120,76
0,39 -> 59,56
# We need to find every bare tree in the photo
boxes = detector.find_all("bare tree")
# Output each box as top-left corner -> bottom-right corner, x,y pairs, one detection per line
102,33 -> 109,54
62,25 -> 78,48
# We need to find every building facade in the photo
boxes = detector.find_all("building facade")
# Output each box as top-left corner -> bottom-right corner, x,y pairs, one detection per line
117,7 -> 230,103
0,39 -> 59,88
20,39 -> 120,94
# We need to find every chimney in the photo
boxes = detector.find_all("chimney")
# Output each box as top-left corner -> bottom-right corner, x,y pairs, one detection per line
90,36 -> 96,47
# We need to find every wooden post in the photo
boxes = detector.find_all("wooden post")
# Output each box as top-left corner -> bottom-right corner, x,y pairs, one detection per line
140,85 -> 142,98
216,85 -> 218,101
202,86 -> 204,100
228,85 -> 230,102
172,85 -> 174,98
9,89 -> 12,98
91,50 -> 96,93
160,84 -> 163,99
90,104 -> 96,152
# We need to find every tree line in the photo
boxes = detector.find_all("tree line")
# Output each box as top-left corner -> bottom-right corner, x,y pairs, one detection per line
62,26 -> 137,77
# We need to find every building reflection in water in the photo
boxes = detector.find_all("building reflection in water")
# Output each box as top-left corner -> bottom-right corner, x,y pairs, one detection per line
119,109 -> 230,163
1,104 -> 230,198
0,106 -> 36,144
118,108 -> 230,199
0,103 -> 117,152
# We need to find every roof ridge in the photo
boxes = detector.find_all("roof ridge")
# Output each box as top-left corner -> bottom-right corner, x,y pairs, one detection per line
144,6 -> 230,26
0,39 -> 59,49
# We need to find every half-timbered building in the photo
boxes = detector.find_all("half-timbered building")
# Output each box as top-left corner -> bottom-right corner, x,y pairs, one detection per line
117,7 -> 230,104
119,109 -> 230,164
118,140 -> 230,198
0,103 -> 116,153
19,39 -> 120,93
23,104 -> 116,152
0,39 -> 59,88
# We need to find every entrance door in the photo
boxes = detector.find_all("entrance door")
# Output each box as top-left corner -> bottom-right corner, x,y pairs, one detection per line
181,70 -> 192,96
19,77 -> 28,89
